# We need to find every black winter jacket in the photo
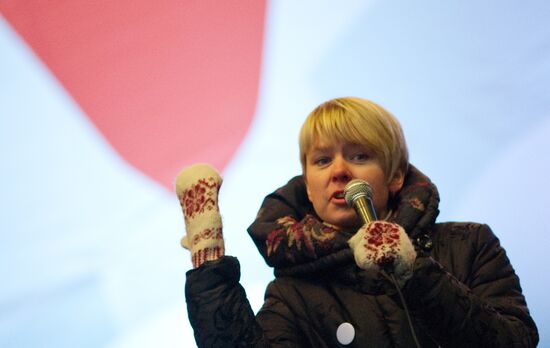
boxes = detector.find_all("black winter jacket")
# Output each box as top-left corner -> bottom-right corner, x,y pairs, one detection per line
185,166 -> 538,347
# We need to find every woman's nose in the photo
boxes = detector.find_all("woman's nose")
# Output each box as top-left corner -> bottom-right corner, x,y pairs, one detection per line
331,157 -> 351,182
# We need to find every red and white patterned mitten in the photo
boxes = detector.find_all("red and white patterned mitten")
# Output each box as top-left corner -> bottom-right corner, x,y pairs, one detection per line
348,221 -> 416,284
175,163 -> 224,268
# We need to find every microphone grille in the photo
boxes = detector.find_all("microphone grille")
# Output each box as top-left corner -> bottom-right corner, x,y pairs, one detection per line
344,179 -> 373,206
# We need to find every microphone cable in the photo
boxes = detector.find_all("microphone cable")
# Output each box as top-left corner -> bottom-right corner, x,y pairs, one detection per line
382,270 -> 422,348
345,179 -> 422,347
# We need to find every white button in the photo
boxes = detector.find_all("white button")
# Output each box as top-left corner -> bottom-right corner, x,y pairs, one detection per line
336,322 -> 355,345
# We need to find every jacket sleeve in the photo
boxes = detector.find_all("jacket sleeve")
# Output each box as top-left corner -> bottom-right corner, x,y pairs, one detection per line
401,224 -> 538,347
185,256 -> 299,347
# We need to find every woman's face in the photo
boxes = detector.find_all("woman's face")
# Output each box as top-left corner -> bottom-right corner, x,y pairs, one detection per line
304,139 -> 403,229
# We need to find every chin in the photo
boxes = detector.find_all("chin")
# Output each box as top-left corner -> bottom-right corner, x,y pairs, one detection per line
330,214 -> 361,230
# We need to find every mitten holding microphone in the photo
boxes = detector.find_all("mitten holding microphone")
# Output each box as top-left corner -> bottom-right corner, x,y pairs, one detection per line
348,221 -> 417,286
175,163 -> 224,268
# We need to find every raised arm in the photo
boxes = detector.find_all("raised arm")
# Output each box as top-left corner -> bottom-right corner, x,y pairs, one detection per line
177,164 -> 301,347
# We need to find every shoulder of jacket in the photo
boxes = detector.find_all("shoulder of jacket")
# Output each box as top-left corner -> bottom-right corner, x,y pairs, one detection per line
431,221 -> 494,243
432,221 -> 498,244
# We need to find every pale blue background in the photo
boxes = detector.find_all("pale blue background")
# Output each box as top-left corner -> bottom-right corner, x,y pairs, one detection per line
1,1 -> 549,346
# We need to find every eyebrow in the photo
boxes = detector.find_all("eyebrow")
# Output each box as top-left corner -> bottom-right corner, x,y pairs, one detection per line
308,145 -> 333,155
310,145 -> 330,151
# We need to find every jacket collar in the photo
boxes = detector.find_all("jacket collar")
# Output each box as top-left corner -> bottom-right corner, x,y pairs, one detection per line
249,164 -> 440,277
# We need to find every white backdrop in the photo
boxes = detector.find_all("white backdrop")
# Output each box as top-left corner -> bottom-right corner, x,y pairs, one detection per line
1,1 -> 549,346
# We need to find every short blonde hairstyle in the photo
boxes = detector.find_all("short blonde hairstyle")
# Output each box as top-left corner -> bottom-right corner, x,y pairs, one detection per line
299,97 -> 409,183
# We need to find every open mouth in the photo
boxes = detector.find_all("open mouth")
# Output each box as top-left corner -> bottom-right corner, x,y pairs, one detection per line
334,192 -> 344,199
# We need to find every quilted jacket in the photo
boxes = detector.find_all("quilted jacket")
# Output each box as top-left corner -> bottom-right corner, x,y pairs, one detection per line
185,166 -> 538,347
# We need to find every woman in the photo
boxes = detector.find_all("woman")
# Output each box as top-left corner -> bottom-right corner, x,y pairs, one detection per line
178,97 -> 538,347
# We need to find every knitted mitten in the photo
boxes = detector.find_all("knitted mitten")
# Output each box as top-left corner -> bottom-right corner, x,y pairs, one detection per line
348,221 -> 416,285
175,163 -> 224,268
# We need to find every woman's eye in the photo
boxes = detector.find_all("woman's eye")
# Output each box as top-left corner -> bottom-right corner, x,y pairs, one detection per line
314,157 -> 331,166
351,153 -> 369,161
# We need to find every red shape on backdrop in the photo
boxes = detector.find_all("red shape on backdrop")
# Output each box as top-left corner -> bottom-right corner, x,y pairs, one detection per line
0,1 -> 266,190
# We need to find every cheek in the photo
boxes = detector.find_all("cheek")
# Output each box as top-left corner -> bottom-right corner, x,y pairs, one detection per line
305,171 -> 322,197
370,179 -> 390,211
308,188 -> 324,208
305,177 -> 328,213
305,174 -> 314,201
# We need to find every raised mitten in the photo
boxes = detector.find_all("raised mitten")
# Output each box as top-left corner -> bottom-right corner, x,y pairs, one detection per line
348,221 -> 416,284
175,163 -> 224,268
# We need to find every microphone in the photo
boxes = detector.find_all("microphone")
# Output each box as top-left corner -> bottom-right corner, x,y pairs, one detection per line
344,179 -> 377,224
344,180 -> 420,348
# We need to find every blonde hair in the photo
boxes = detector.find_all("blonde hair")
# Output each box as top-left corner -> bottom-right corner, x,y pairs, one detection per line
299,97 -> 409,183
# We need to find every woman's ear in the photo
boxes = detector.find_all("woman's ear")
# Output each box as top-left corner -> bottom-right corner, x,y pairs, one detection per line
388,169 -> 405,194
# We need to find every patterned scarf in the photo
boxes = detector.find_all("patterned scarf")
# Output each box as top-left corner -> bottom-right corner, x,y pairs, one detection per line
247,164 -> 440,274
